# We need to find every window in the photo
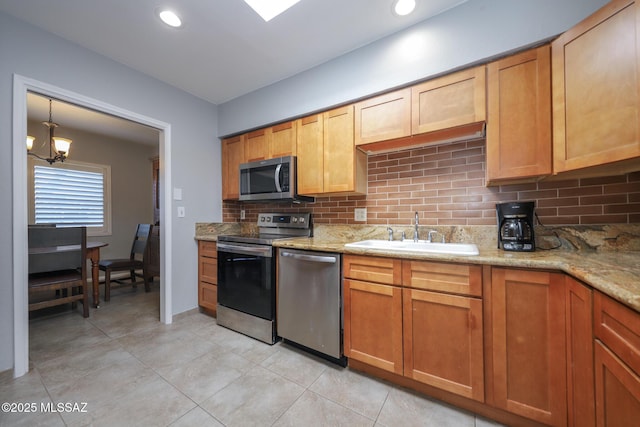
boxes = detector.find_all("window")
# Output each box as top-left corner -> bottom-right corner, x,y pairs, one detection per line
29,159 -> 112,236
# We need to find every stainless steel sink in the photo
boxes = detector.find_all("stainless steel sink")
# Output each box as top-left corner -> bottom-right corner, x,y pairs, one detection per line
344,240 -> 479,256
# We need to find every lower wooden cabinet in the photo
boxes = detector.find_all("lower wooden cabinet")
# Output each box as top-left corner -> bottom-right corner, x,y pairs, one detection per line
594,341 -> 640,427
343,257 -> 640,427
489,268 -> 567,426
343,255 -> 484,401
593,291 -> 640,427
565,277 -> 595,427
343,278 -> 403,374
403,288 -> 484,402
197,241 -> 217,315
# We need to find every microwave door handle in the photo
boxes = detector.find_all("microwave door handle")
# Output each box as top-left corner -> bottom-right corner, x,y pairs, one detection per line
274,164 -> 283,193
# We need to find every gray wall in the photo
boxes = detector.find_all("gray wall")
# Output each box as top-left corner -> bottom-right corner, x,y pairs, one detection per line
26,120 -> 156,259
218,0 -> 610,136
0,12 -> 221,372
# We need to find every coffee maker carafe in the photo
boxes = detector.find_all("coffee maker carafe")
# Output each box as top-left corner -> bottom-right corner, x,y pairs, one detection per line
496,201 -> 535,252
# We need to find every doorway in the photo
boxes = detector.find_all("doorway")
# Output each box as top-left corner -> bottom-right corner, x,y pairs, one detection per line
12,75 -> 173,378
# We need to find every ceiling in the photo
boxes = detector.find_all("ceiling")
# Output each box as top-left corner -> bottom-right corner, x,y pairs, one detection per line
4,0 -> 468,145
1,0 -> 467,105
27,93 -> 160,146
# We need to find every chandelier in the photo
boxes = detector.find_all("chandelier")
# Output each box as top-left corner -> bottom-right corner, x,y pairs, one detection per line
26,99 -> 72,164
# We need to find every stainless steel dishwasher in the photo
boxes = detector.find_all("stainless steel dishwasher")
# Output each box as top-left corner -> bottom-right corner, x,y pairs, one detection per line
277,248 -> 344,364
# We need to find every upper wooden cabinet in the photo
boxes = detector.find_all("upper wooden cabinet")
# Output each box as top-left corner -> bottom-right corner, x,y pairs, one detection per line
244,128 -> 269,162
354,88 -> 411,145
412,66 -> 486,135
486,45 -> 552,185
221,135 -> 244,201
269,121 -> 296,158
296,106 -> 367,196
552,0 -> 640,176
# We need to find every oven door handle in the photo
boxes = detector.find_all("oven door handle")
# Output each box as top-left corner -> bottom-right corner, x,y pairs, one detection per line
217,242 -> 272,257
281,251 -> 337,264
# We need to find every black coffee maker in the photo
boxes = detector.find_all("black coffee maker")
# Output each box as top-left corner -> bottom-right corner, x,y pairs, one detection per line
496,201 -> 535,252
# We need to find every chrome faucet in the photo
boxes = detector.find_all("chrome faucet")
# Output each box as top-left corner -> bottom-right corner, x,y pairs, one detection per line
387,227 -> 394,241
427,230 -> 437,243
413,212 -> 419,242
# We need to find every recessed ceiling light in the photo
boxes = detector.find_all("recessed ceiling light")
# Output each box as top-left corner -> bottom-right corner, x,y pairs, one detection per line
394,0 -> 416,16
244,0 -> 301,22
158,10 -> 182,28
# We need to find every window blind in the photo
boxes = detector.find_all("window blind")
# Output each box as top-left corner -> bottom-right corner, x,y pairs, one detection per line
34,165 -> 104,227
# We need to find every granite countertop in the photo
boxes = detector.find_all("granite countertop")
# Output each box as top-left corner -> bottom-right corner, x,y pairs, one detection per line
195,223 -> 640,313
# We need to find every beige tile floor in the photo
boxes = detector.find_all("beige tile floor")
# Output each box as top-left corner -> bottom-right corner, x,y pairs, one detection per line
1,284 -> 505,427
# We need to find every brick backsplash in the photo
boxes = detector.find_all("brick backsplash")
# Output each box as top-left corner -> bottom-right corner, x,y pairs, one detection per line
223,140 -> 640,226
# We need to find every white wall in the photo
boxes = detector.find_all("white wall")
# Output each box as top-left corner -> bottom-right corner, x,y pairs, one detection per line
218,0 -> 609,136
0,12 -> 221,372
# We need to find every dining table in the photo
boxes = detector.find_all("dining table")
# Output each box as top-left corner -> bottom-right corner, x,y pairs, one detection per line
86,241 -> 108,307
29,241 -> 108,308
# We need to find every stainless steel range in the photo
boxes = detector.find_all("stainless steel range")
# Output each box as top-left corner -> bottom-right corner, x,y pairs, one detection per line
216,212 -> 312,344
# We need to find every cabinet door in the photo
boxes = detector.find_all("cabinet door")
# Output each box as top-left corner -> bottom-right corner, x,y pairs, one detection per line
221,135 -> 244,200
566,277 -> 595,427
355,88 -> 411,145
486,45 -> 552,184
594,341 -> 640,427
323,105 -> 357,193
269,121 -> 296,158
403,288 -> 484,402
343,278 -> 403,374
244,129 -> 269,162
490,268 -> 567,426
412,66 -> 486,135
552,0 -> 640,174
296,114 -> 324,195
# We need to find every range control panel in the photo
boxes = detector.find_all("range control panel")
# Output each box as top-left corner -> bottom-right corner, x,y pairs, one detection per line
257,213 -> 311,229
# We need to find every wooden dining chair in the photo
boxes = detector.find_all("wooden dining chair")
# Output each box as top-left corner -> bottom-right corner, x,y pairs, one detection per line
28,226 -> 89,317
99,224 -> 153,301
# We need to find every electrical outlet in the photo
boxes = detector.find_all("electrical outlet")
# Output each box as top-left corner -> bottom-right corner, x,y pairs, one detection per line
240,209 -> 246,220
354,208 -> 367,222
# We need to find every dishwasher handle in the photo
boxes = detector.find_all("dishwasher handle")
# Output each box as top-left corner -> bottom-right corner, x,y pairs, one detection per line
281,251 -> 337,264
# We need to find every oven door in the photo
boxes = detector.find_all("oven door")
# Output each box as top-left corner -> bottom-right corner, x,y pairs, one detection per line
217,241 -> 275,320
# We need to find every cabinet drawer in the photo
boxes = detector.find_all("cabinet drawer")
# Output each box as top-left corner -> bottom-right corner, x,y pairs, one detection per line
199,282 -> 217,313
343,255 -> 402,285
594,292 -> 640,376
199,241 -> 217,258
199,257 -> 217,285
402,260 -> 482,297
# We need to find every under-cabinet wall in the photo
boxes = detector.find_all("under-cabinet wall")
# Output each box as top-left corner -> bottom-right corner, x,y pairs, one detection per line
223,139 -> 640,225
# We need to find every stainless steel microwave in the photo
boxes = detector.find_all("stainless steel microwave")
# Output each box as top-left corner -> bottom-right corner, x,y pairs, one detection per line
239,156 -> 313,202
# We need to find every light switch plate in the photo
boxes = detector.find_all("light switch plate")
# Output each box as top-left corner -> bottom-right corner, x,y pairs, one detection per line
354,208 -> 367,222
173,188 -> 183,201
240,209 -> 246,220
177,206 -> 185,217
